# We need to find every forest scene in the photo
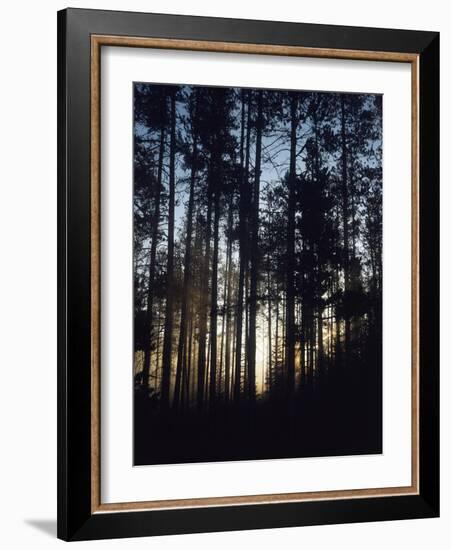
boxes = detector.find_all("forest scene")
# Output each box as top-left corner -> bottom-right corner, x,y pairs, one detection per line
133,82 -> 383,466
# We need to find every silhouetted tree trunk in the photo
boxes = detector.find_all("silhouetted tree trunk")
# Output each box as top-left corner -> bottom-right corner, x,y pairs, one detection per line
317,308 -> 324,379
234,91 -> 250,402
142,125 -> 165,390
218,264 -> 227,398
340,95 -> 351,357
197,186 -> 212,411
300,294 -> 306,383
161,91 -> 177,406
248,90 -> 263,403
275,296 -> 280,380
173,124 -> 198,409
285,93 -> 298,398
312,105 -> 325,379
224,199 -> 234,402
267,268 -> 272,391
183,311 -> 194,407
209,157 -> 221,407
244,270 -> 250,391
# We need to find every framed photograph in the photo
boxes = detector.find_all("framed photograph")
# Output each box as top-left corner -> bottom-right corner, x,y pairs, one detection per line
57,8 -> 439,541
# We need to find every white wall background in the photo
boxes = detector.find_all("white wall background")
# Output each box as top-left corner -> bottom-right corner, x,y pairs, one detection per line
0,0 -> 448,548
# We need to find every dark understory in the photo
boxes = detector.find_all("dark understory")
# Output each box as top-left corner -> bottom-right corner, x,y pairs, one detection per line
134,360 -> 382,466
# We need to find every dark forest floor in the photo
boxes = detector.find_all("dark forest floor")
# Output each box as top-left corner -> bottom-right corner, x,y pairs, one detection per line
134,363 -> 382,466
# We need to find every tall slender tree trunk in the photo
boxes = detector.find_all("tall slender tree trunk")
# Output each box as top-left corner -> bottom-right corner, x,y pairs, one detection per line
285,93 -> 298,399
180,317 -> 189,409
312,104 -> 325,380
267,267 -> 272,392
300,299 -> 306,384
185,311 -> 194,406
244,269 -> 250,392
218,307 -> 225,397
308,312 -> 314,381
155,301 -> 163,388
317,308 -> 324,379
230,299 -> 237,396
233,90 -> 250,403
173,125 -> 198,409
248,90 -> 263,404
197,187 -> 212,412
142,125 -> 165,390
349,152 -> 357,259
334,259 -> 342,366
274,296 -> 280,388
209,161 -> 221,407
218,244 -> 229,398
224,201 -> 234,402
161,92 -> 177,407
340,95 -> 351,357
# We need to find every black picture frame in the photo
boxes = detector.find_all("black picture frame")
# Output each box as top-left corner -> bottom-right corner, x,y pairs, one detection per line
57,7 -> 439,541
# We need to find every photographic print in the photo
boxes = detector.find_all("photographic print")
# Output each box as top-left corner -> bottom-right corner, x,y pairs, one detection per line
133,82 -> 382,466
